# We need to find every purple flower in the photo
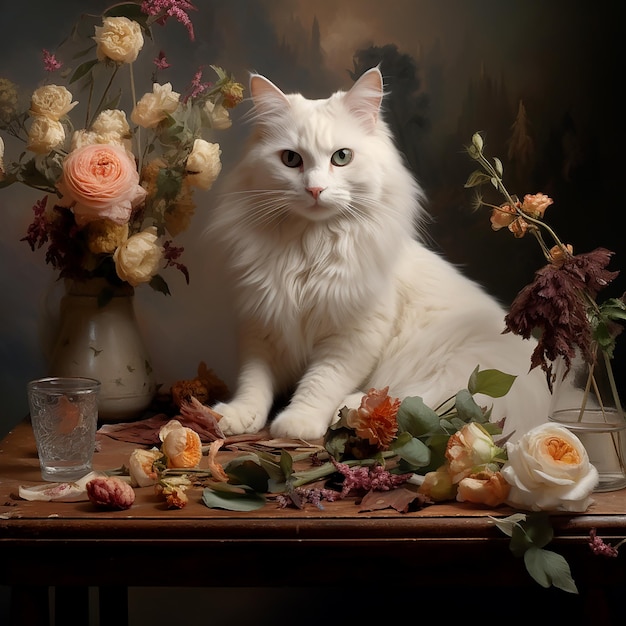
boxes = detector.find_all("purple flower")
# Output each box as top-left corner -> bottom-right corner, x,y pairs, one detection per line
42,49 -> 62,72
588,528 -> 621,558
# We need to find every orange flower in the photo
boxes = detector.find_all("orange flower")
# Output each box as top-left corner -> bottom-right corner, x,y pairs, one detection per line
456,469 -> 510,507
521,193 -> 553,219
548,243 -> 574,267
346,387 -> 400,448
489,203 -> 517,231
159,419 -> 202,468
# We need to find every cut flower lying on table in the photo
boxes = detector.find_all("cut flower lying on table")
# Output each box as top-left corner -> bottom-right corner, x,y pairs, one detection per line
18,365 -> 604,592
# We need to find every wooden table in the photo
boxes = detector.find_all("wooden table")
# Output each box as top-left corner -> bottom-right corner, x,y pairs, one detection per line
1,420 -> 625,626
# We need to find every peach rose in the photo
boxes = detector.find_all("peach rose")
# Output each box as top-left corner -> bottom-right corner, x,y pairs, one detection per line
57,143 -> 146,226
159,420 -> 203,468
521,193 -> 553,219
490,204 -> 517,231
113,226 -> 163,286
445,422 -> 502,483
456,469 -> 510,507
94,16 -> 144,64
502,423 -> 599,512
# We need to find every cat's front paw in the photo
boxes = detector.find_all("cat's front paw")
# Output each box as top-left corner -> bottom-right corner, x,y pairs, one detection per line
270,408 -> 330,441
212,401 -> 267,435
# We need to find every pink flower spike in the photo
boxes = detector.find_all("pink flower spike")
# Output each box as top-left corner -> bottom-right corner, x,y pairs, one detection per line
42,49 -> 62,72
141,0 -> 198,41
154,50 -> 171,70
588,528 -> 619,557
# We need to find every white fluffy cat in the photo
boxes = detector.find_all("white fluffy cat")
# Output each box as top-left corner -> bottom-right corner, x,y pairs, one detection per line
208,67 -> 551,441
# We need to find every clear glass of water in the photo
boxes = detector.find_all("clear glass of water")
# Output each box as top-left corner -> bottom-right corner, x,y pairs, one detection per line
27,377 -> 101,482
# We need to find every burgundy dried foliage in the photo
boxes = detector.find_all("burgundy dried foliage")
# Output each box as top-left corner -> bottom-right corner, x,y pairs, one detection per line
505,248 -> 619,381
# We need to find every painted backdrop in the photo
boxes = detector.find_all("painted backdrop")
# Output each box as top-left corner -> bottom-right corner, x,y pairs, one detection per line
0,0 -> 623,437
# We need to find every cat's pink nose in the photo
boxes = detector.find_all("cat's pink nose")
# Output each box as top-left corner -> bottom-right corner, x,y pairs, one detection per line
306,186 -> 324,200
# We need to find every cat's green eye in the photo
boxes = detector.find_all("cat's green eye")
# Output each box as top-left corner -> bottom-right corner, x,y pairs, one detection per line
331,148 -> 353,167
281,150 -> 303,168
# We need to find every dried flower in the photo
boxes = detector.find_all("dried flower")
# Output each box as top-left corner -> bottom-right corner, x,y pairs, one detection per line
465,132 -> 626,382
588,528 -> 625,558
159,419 -> 203,468
86,476 -> 136,510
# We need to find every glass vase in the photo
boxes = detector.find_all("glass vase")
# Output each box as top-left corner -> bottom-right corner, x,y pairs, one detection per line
548,346 -> 626,492
48,278 -> 156,423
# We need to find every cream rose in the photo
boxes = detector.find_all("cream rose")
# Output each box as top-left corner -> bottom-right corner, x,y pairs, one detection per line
128,448 -> 161,487
57,143 -> 146,226
131,83 -> 180,129
113,226 -> 163,286
185,139 -> 222,190
29,85 -> 78,120
204,100 -> 232,130
92,109 -> 130,139
94,16 -> 144,64
502,423 -> 599,512
26,116 -> 66,153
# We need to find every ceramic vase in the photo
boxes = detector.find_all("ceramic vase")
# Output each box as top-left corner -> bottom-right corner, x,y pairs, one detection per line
48,279 -> 156,423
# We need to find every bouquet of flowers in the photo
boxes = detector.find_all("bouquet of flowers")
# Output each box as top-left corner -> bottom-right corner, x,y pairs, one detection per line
0,1 -> 243,299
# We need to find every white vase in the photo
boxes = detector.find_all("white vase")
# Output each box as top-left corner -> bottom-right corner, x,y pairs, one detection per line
48,279 -> 156,423
549,346 -> 626,492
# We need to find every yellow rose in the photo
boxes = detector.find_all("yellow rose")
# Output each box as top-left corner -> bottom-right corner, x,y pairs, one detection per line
502,423 -> 599,512
29,85 -> 77,121
94,16 -> 144,64
131,83 -> 180,129
185,138 -> 222,190
26,116 -> 65,153
113,226 -> 163,286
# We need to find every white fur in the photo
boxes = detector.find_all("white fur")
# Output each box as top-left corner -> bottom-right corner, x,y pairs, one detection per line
207,67 -> 551,441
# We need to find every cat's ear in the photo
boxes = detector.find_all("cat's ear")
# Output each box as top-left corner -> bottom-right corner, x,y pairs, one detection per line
343,67 -> 384,131
249,74 -> 290,115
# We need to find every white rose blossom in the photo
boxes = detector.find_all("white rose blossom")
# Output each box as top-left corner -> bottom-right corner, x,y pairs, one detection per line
71,109 -> 132,149
185,138 -> 222,190
29,85 -> 78,121
131,83 -> 180,129
204,100 -> 232,130
502,422 -> 599,512
113,226 -> 163,286
94,16 -> 144,64
26,116 -> 66,154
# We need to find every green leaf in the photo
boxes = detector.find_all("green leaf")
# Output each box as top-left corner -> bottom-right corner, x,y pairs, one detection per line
69,59 -> 98,84
397,396 -> 440,436
510,512 -> 554,556
149,274 -> 170,296
493,156 -> 503,177
464,170 -> 492,188
488,513 -> 527,538
468,367 -> 516,398
201,484 -> 266,511
279,449 -> 293,479
454,388 -> 487,423
524,547 -> 578,594
390,433 -> 431,468
225,457 -> 270,493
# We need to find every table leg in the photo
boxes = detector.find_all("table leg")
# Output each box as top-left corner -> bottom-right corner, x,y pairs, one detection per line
10,585 -> 49,626
99,586 -> 128,626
